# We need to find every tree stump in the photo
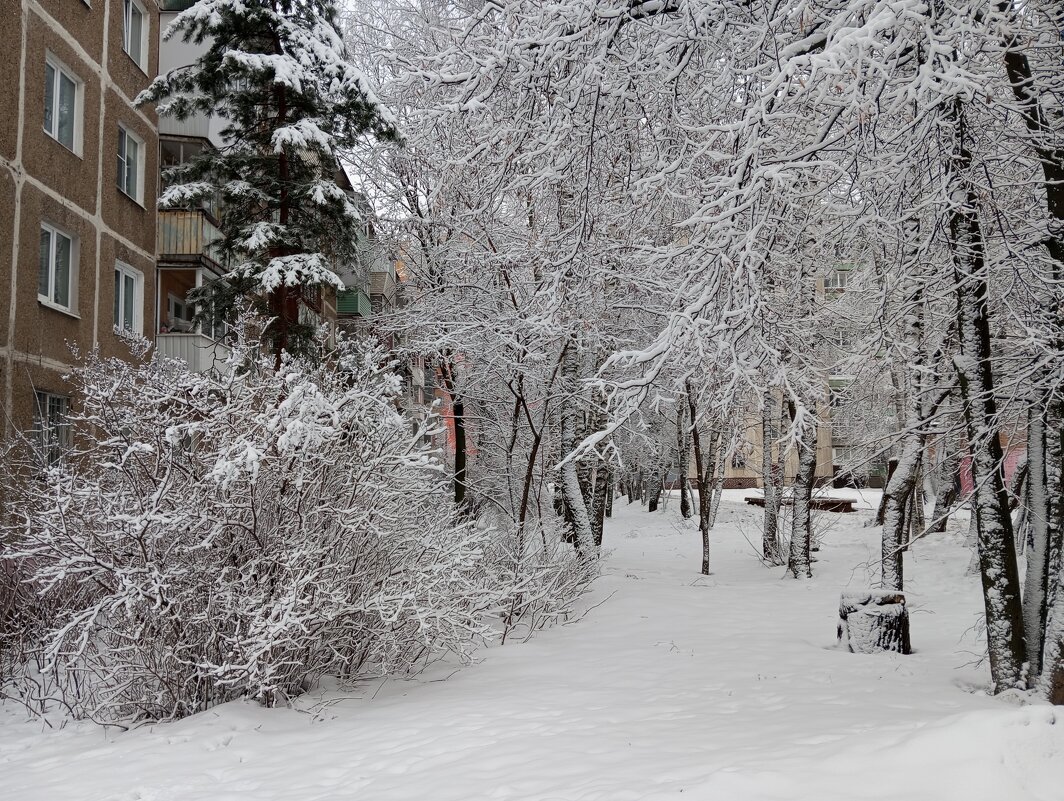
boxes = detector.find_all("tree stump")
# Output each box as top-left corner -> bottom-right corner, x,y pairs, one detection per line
837,590 -> 911,654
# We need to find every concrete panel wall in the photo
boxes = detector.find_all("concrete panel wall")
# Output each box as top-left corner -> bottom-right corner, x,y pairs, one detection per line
1,0 -> 159,438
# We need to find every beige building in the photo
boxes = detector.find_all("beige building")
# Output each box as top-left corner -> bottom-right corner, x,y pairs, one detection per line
1,0 -> 160,452
714,401 -> 835,489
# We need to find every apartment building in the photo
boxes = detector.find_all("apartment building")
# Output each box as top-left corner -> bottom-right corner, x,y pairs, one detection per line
1,0 -> 159,448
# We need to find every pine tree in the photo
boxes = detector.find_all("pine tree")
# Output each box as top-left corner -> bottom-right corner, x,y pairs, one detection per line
138,0 -> 398,365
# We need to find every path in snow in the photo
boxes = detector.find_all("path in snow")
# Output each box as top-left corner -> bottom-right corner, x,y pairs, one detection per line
2,494 -> 1063,800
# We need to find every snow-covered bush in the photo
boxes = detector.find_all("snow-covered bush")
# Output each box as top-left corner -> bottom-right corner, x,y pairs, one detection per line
0,332 -> 591,724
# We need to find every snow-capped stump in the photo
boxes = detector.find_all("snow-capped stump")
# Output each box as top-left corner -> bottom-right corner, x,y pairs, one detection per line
837,591 -> 911,655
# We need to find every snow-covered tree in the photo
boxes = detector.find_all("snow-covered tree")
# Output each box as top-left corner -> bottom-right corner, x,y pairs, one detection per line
343,0 -> 1064,699
138,0 -> 398,365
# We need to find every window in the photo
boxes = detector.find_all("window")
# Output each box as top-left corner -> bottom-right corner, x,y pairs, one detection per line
117,125 -> 143,202
824,270 -> 848,292
43,56 -> 80,153
33,391 -> 71,465
160,138 -> 205,170
122,0 -> 147,69
39,223 -> 76,311
167,293 -> 195,332
113,262 -> 142,333
825,263 -> 856,293
828,376 -> 854,407
833,446 -> 853,462
830,327 -> 854,351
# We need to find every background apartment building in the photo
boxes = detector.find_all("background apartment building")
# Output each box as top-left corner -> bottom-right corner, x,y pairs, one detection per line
0,0 -> 159,450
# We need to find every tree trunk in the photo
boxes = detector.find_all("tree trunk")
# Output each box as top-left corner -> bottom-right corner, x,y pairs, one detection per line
947,99 -> 1026,691
605,472 -> 614,519
688,385 -> 712,575
270,73 -> 292,370
787,403 -> 817,580
881,442 -> 920,590
1025,405 -> 1051,678
1047,408 -> 1064,608
677,401 -> 693,519
708,427 -> 728,529
873,459 -> 899,528
577,449 -> 593,519
581,389 -> 610,547
559,339 -> 593,554
1041,411 -> 1064,702
647,473 -> 663,513
591,462 -> 609,547
452,394 -> 468,508
908,463 -> 925,545
929,430 -> 962,533
996,2 -> 1064,277
517,422 -> 543,532
762,391 -> 784,564
438,359 -> 468,511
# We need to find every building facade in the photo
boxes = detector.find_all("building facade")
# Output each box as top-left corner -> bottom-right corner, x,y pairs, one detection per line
1,0 -> 160,444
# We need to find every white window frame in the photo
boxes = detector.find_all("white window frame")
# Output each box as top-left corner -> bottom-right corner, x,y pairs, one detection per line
113,261 -> 143,334
33,390 -> 72,465
122,0 -> 149,72
117,124 -> 145,203
43,53 -> 83,156
38,222 -> 79,315
824,270 -> 848,291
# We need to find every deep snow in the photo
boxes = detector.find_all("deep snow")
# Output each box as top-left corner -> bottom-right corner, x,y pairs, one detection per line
2,491 -> 1062,800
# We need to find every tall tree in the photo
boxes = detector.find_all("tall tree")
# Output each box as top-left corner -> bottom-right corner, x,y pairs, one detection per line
139,0 -> 398,365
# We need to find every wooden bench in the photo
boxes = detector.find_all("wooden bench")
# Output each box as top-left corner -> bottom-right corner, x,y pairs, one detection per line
745,496 -> 856,513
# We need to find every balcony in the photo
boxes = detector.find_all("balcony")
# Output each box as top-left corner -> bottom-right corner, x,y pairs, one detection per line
337,287 -> 371,319
157,264 -> 231,374
158,209 -> 224,270
156,332 -> 231,375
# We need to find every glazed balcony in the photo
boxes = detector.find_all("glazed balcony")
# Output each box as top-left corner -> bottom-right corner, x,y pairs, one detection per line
158,208 -> 224,270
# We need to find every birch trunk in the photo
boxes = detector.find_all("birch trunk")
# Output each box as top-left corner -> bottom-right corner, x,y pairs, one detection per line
591,462 -> 609,547
1025,406 -> 1050,677
948,100 -> 1026,691
882,263 -> 926,586
708,428 -> 728,529
585,389 -> 609,547
559,339 -> 593,555
688,386 -> 712,575
1041,411 -> 1064,702
788,409 -> 817,580
762,391 -> 784,564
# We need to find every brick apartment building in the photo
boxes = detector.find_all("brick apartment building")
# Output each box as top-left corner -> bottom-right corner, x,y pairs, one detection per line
0,0 -> 159,453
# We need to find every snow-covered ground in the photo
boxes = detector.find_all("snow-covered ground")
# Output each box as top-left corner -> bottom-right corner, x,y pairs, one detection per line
2,494 -> 1062,800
